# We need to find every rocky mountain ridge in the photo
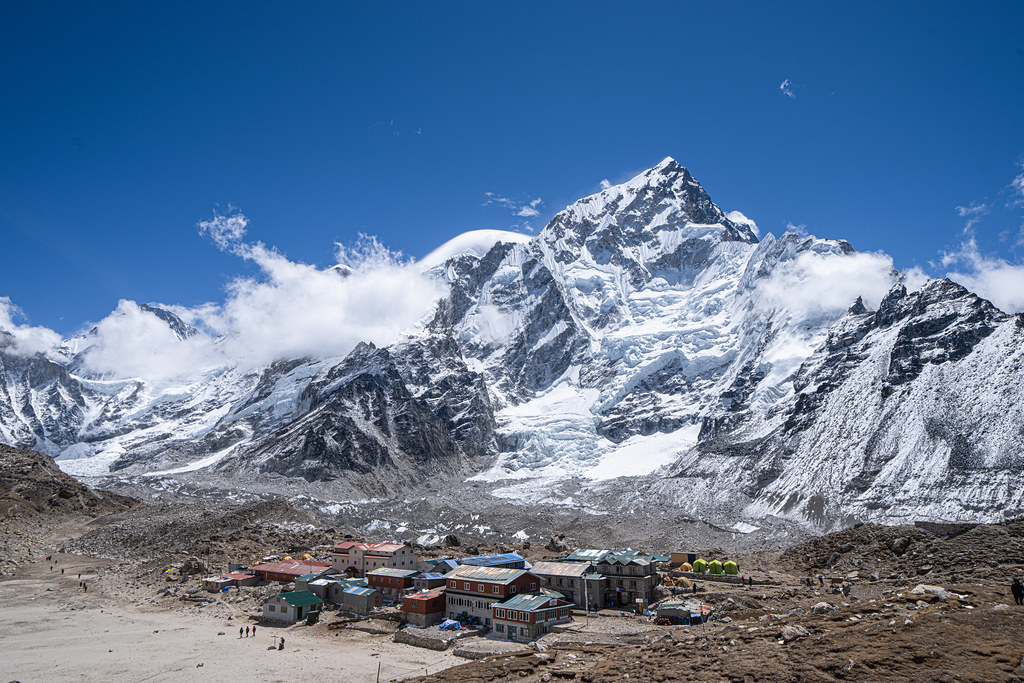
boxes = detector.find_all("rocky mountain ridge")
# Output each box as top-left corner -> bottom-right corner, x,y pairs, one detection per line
2,157 -> 1022,531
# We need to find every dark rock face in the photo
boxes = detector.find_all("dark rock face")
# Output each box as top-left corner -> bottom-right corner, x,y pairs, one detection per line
0,444 -> 139,518
244,342 -> 487,486
784,279 -> 1008,435
598,358 -> 695,443
876,280 -> 1006,390
138,304 -> 199,340
0,343 -> 90,448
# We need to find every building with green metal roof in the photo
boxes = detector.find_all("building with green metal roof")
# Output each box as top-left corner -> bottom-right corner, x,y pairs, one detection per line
262,589 -> 323,624
492,592 -> 572,642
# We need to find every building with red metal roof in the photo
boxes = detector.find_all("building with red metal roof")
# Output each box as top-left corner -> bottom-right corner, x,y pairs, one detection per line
249,559 -> 332,583
401,587 -> 447,627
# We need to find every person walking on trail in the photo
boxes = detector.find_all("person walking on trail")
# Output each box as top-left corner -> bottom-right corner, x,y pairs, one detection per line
245,626 -> 250,638
1012,578 -> 1023,605
239,627 -> 244,638
252,626 -> 256,638
818,575 -> 824,586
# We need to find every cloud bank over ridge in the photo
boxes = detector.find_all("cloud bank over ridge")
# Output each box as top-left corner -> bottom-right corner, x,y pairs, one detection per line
7,210 -> 446,386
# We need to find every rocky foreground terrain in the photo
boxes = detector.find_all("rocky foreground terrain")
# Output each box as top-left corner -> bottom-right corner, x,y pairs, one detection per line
4,445 -> 1024,682
413,521 -> 1024,683
0,444 -> 140,575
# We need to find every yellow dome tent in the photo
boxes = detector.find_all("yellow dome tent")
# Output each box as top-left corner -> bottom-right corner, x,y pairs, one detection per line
708,560 -> 724,575
692,558 -> 708,573
723,560 -> 739,575
679,562 -> 693,572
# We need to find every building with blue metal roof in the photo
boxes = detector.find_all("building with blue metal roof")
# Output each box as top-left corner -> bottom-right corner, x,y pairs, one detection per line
458,552 -> 526,569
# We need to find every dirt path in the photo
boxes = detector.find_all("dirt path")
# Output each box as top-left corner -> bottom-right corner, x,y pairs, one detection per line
0,554 -> 460,682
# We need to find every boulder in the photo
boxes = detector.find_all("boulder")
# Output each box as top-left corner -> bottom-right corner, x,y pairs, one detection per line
652,584 -> 673,602
891,537 -> 913,557
910,585 -> 951,602
545,536 -> 569,553
811,601 -> 836,615
781,625 -> 810,642
442,534 -> 461,548
180,557 -> 207,576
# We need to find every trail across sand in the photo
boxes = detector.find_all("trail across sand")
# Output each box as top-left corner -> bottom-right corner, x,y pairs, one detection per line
0,554 -> 458,682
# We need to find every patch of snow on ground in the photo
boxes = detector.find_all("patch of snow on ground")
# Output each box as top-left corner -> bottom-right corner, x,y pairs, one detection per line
584,424 -> 701,481
142,443 -> 242,477
55,443 -> 125,477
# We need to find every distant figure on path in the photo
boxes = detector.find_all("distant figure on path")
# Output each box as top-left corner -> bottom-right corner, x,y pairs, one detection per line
279,637 -> 284,650
245,626 -> 250,637
239,627 -> 244,638
1012,578 -> 1023,605
252,626 -> 256,637
818,575 -> 824,586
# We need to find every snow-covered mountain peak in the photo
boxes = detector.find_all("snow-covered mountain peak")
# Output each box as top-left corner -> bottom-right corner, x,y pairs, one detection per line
539,159 -> 757,272
138,304 -> 199,341
419,229 -> 534,271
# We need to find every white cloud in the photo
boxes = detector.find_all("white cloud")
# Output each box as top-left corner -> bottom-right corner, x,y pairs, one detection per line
485,193 -> 543,219
941,237 -> 1024,313
0,298 -> 63,357
779,79 -> 795,98
901,266 -> 931,293
66,211 -> 448,386
516,198 -> 542,217
726,210 -> 760,237
198,210 -> 249,251
955,202 -> 989,231
760,249 -> 898,320
784,222 -> 808,236
1011,166 -> 1024,205
76,300 -> 221,384
599,179 -> 612,190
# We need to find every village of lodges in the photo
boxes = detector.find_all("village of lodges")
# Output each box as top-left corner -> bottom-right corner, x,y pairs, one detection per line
200,538 -> 746,643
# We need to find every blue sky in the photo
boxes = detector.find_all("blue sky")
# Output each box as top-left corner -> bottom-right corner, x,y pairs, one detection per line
2,1 -> 1024,335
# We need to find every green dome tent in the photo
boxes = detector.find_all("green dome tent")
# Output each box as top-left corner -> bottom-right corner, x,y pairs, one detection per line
707,560 -> 724,575
692,558 -> 708,573
723,560 -> 739,575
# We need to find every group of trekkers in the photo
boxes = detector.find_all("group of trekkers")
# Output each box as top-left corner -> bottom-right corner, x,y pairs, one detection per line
238,627 -> 285,650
